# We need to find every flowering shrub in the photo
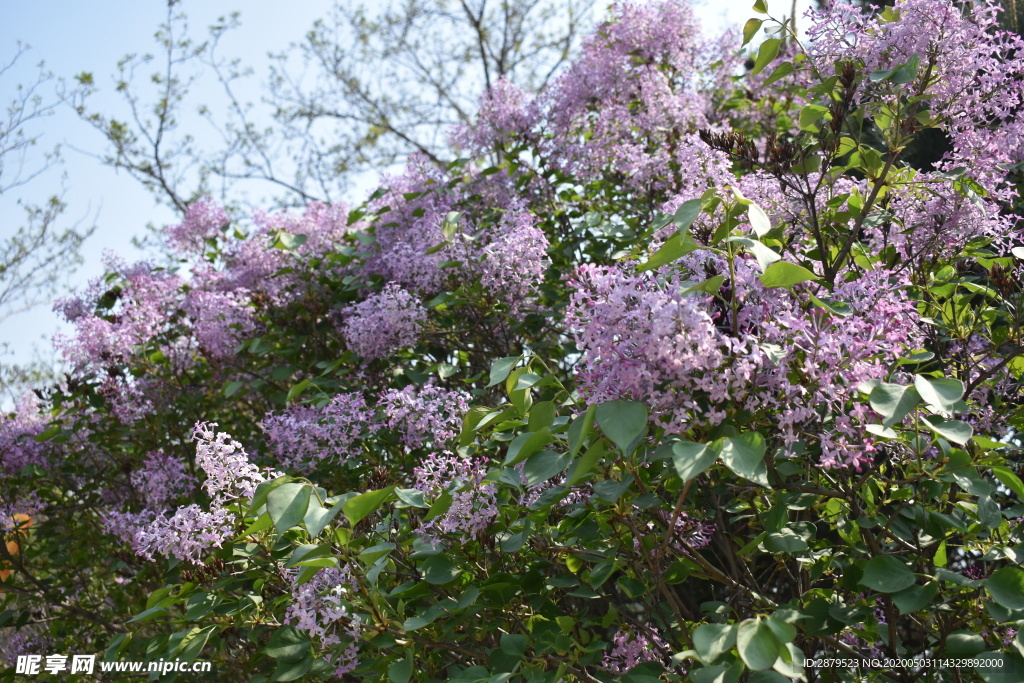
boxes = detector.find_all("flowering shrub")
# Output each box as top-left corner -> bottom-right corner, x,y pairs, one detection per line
5,0 -> 1024,681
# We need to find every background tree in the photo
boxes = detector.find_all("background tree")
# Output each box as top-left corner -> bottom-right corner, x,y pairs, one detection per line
0,47 -> 93,403
69,0 -> 595,214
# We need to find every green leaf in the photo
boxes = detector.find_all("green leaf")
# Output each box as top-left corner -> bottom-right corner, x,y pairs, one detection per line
272,653 -> 313,681
869,383 -> 921,428
342,486 -> 396,526
736,618 -> 780,671
567,404 -> 596,456
751,38 -> 782,76
503,428 -> 553,466
566,439 -> 606,487
763,61 -> 795,87
859,555 -> 916,593
177,625 -> 219,661
266,626 -> 310,661
889,54 -> 920,84
986,567 -> 1024,609
422,555 -> 461,585
727,237 -> 780,272
746,202 -> 771,237
914,375 -> 965,415
442,211 -> 462,238
674,198 -> 703,230
920,415 -> 973,445
267,483 -> 312,534
488,356 -> 519,387
693,623 -> 737,664
127,605 -> 167,623
764,528 -> 808,553
501,633 -> 528,657
808,294 -> 852,317
388,651 -> 414,683
992,466 -> 1024,500
639,230 -> 700,272
523,450 -> 570,487
799,105 -> 829,131
760,261 -> 818,288
594,400 -> 648,454
719,433 -> 769,487
272,231 -> 308,250
394,488 -> 429,508
742,18 -> 764,46
753,0 -> 768,13
681,275 -> 727,297
671,441 -> 720,483
892,581 -> 938,614
303,501 -> 344,538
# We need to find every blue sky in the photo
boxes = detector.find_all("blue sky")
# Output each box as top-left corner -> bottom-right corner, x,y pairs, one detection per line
0,0 -> 813,381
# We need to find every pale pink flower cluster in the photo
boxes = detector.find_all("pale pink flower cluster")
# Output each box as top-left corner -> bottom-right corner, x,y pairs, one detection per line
806,0 -> 1024,196
0,393 -> 50,474
413,451 -> 497,544
182,289 -> 258,359
120,506 -> 234,565
340,283 -> 425,361
130,451 -> 197,509
165,196 -> 229,255
567,252 -> 921,471
192,422 -> 268,505
106,424 -> 269,565
479,210 -> 550,319
260,392 -> 379,472
53,253 -> 183,373
601,627 -> 671,674
283,566 -> 362,676
379,382 -> 471,450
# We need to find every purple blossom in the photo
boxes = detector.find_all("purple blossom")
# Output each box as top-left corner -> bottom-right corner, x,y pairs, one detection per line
478,209 -> 550,319
130,451 -> 197,509
166,197 -> 229,255
283,566 -> 362,675
182,288 -> 258,359
0,393 -> 50,474
340,283 -> 425,361
261,392 -> 379,472
601,627 -> 671,674
413,451 -> 497,544
805,0 -> 1024,199
108,505 -> 234,565
192,422 -> 269,505
379,382 -> 471,450
53,253 -> 184,374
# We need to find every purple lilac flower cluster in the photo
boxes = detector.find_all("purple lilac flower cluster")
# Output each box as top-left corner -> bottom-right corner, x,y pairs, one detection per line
379,382 -> 471,450
165,196 -> 229,255
0,394 -> 50,474
600,627 -> 672,674
478,209 -> 550,319
806,0 -> 1024,199
412,451 -> 497,544
283,566 -> 362,676
260,392 -> 379,472
105,424 -> 269,565
340,283 -> 425,361
566,252 -> 920,471
130,451 -> 197,509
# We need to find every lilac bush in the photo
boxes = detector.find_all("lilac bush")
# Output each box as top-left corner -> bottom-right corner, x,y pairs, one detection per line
4,0 -> 1024,681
